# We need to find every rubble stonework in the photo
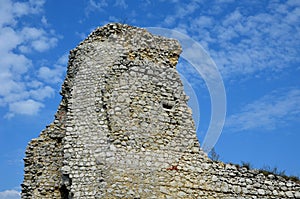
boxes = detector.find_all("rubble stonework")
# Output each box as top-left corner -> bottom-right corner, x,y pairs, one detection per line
22,23 -> 300,198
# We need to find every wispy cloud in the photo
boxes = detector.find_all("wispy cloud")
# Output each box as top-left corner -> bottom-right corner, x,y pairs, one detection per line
163,1 -> 200,26
0,0 -> 45,27
20,27 -> 58,52
226,88 -> 300,132
85,0 -> 130,18
214,1 -> 299,78
0,0 -> 63,118
114,0 -> 128,9
38,53 -> 67,84
0,189 -> 20,199
5,99 -> 44,119
161,1 -> 300,80
85,0 -> 108,16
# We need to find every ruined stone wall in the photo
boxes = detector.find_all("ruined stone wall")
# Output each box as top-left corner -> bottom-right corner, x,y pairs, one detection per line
22,23 -> 300,199
22,91 -> 67,198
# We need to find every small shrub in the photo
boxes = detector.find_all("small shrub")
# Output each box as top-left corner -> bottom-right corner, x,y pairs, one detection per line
261,165 -> 286,176
288,175 -> 300,182
234,163 -> 300,183
259,165 -> 300,182
241,161 -> 252,170
209,148 -> 220,161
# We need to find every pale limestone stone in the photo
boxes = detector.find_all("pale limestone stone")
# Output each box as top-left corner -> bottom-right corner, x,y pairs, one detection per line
21,23 -> 300,199
257,189 -> 265,195
295,191 -> 300,198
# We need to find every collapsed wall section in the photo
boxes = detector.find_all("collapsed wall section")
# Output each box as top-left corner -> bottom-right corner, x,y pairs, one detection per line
21,87 -> 68,198
58,23 -> 204,198
22,23 -> 300,199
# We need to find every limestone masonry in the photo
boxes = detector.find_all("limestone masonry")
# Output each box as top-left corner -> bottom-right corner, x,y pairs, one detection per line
22,23 -> 300,198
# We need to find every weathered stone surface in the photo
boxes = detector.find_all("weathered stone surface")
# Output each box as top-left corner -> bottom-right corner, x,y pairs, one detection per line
22,23 -> 300,198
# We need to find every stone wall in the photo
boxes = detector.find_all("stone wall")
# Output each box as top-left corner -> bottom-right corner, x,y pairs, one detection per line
22,23 -> 300,198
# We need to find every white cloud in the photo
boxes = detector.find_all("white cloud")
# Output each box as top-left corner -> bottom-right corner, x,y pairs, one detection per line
0,0 -> 45,27
212,2 -> 300,79
5,99 -> 44,119
0,27 -> 22,52
31,37 -> 57,52
57,53 -> 68,65
26,80 -> 43,88
21,27 -> 44,40
287,0 -> 300,6
163,16 -> 176,26
114,0 -> 127,9
13,1 -> 31,16
41,15 -> 48,26
29,86 -> 55,101
0,0 -> 61,118
19,27 -> 58,52
192,16 -> 214,29
38,63 -> 66,84
0,52 -> 32,76
159,0 -> 179,3
218,0 -> 234,2
226,89 -> 300,132
38,66 -> 63,83
164,1 -> 300,80
176,1 -> 199,18
0,190 -> 20,199
222,9 -> 242,27
0,72 -> 24,97
0,73 -> 56,109
85,0 -> 108,16
162,0 -> 200,26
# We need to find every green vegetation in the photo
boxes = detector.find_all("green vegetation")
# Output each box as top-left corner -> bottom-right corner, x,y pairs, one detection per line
207,148 -> 299,183
259,165 -> 300,183
261,165 -> 286,176
241,161 -> 253,170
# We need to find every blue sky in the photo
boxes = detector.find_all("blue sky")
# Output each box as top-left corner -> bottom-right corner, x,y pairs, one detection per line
0,0 -> 299,198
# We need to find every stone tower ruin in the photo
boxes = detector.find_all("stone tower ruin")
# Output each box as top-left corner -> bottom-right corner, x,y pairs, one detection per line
22,23 -> 300,198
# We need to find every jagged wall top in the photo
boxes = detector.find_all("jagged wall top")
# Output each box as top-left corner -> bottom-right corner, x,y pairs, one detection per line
76,23 -> 182,67
22,23 -> 300,199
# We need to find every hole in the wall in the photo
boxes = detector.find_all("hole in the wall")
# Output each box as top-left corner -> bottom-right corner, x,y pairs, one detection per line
61,174 -> 72,199
59,184 -> 69,199
162,100 -> 175,111
162,103 -> 173,110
